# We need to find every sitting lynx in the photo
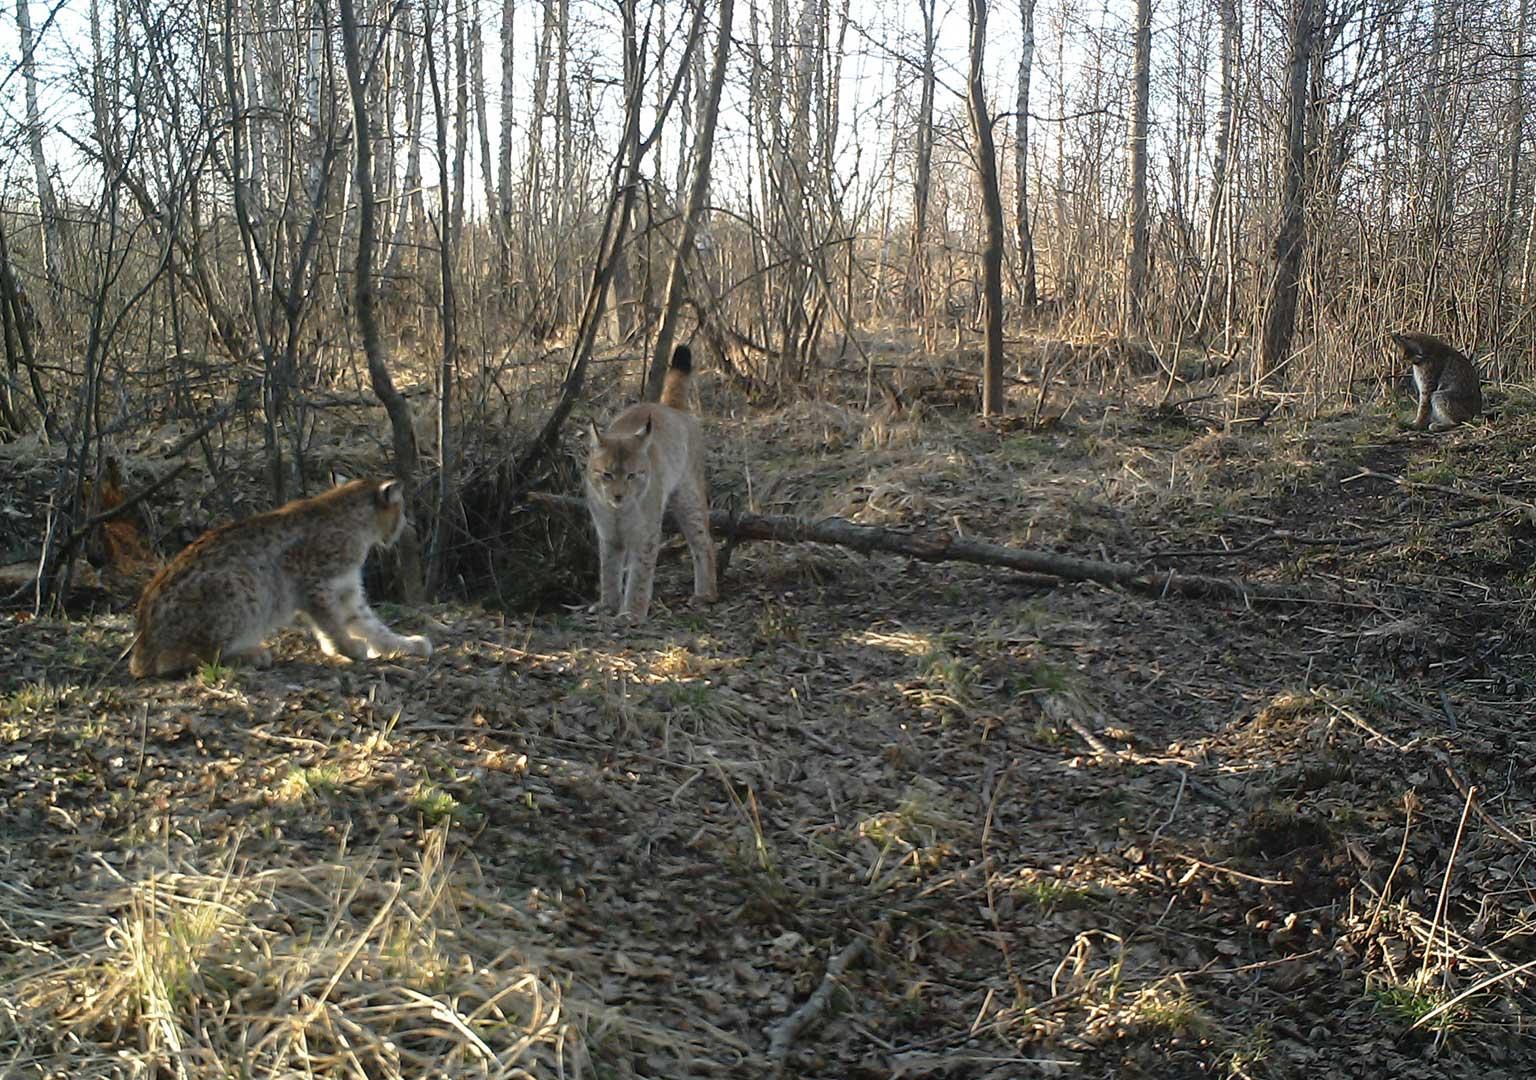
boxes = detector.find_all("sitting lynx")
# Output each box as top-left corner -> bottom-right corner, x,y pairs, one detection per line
1392,331 -> 1482,432
586,345 -> 717,621
130,476 -> 431,678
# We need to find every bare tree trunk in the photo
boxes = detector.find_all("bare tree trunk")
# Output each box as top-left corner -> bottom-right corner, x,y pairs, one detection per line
1496,0 -> 1529,366
908,0 -> 937,326
383,4 -> 426,282
424,0 -> 459,595
1196,0 -> 1239,339
645,0 -> 735,400
1258,0 -> 1317,383
224,0 -> 285,501
515,0 -> 645,481
1123,0 -> 1151,330
452,0 -> 469,236
967,0 -> 1005,416
338,0 -> 423,600
15,0 -> 65,298
497,0 -> 516,278
471,0 -> 496,252
523,0 -> 556,320
1014,0 -> 1038,308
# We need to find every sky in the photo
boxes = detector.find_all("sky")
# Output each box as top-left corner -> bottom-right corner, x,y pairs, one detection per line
0,0 -> 1168,227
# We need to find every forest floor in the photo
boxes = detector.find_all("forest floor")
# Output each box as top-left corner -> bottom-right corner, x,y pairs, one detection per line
2,359 -> 1536,1078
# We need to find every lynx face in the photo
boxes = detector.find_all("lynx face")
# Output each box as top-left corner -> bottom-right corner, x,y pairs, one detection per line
586,421 -> 654,510
371,480 -> 409,546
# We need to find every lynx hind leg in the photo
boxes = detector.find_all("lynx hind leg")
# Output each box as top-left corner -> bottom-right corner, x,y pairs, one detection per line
334,576 -> 432,659
673,480 -> 718,604
146,644 -> 204,678
1429,391 -> 1474,432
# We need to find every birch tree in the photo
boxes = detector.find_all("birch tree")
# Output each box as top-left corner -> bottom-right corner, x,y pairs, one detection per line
15,0 -> 65,297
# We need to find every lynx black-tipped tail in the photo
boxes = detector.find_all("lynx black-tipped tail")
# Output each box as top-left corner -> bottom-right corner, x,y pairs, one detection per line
659,345 -> 694,410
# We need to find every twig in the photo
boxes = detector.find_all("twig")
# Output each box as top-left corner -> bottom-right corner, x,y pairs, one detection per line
1154,529 -> 1387,558
1367,794 -> 1416,936
1441,765 -> 1535,854
1409,956 -> 1536,1031
766,935 -> 869,1071
1343,466 -> 1536,515
1418,784 -> 1476,991
1147,769 -> 1187,851
1170,855 -> 1292,887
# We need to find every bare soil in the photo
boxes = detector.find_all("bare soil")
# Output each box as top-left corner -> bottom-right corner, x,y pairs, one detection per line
3,379 -> 1535,1078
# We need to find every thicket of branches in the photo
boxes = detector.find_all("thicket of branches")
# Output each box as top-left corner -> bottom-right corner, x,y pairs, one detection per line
0,0 -> 1531,602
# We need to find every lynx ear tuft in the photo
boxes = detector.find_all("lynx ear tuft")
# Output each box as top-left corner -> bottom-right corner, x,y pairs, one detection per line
588,420 -> 603,447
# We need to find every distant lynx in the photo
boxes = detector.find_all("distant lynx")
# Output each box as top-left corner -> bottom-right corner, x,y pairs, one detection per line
1392,331 -> 1482,432
130,477 -> 432,678
585,345 -> 717,621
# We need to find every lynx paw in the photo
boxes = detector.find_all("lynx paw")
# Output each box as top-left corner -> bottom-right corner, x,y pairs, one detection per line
400,635 -> 433,658
691,590 -> 720,606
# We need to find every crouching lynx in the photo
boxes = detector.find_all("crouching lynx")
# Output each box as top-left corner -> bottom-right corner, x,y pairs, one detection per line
1392,331 -> 1482,432
586,345 -> 717,621
130,477 -> 432,678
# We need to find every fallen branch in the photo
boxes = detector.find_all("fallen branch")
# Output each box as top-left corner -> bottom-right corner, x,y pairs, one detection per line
766,935 -> 868,1070
528,493 -> 1352,607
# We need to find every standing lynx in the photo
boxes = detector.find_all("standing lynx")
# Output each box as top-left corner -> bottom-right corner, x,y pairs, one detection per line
1392,331 -> 1482,432
586,345 -> 717,621
130,477 -> 432,678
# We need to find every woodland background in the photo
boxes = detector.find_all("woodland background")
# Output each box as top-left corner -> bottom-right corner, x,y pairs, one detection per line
1,0 -> 1531,603
4,1 -> 1536,1075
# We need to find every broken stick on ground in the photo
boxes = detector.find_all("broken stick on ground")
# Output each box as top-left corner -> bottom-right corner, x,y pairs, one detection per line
528,492 -> 1365,608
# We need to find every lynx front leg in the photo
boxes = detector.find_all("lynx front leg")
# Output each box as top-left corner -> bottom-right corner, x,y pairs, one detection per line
597,534 -> 625,614
619,526 -> 663,622
332,577 -> 431,658
1410,390 -> 1433,431
302,591 -> 370,662
347,604 -> 433,659
221,635 -> 274,669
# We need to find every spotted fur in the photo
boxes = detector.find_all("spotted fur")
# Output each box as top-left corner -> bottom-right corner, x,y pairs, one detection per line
130,477 -> 431,677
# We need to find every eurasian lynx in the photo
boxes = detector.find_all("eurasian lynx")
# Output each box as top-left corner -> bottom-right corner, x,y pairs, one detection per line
130,477 -> 432,677
585,345 -> 717,621
1392,331 -> 1482,432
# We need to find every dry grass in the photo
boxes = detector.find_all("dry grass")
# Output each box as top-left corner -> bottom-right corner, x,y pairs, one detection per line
0,827 -> 587,1078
